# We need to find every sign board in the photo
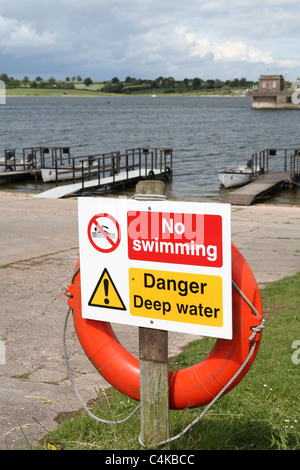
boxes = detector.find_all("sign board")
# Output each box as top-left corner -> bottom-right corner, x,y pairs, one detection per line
78,197 -> 232,339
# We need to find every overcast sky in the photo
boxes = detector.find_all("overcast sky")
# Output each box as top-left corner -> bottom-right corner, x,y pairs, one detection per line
0,0 -> 299,82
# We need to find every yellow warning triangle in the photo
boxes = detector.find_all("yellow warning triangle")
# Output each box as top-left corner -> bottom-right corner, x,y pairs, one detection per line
88,268 -> 126,311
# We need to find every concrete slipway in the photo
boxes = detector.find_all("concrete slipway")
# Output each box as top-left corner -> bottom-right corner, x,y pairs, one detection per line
0,191 -> 300,450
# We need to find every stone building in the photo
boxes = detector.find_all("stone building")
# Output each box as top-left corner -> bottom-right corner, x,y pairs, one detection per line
247,74 -> 300,109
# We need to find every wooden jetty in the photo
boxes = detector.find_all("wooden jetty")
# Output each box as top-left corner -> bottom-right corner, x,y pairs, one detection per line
223,171 -> 290,205
34,147 -> 173,199
222,148 -> 299,205
0,168 -> 40,185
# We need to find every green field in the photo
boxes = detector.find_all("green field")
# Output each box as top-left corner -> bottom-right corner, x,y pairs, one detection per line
6,85 -> 104,97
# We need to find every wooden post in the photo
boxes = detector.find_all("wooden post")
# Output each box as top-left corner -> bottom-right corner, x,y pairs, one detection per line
136,180 -> 170,449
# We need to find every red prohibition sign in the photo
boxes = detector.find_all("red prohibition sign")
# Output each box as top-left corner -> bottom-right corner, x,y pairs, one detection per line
87,213 -> 121,253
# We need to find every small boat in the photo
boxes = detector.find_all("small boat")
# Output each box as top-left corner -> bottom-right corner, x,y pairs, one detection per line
218,160 -> 260,189
41,166 -> 76,182
0,148 -> 40,172
41,160 -> 97,183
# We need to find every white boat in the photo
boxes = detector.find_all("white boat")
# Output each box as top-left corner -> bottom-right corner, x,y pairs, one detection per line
218,161 -> 260,189
42,167 -> 74,182
41,161 -> 97,182
0,154 -> 32,171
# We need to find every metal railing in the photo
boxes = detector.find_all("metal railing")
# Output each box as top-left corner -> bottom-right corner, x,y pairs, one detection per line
249,147 -> 300,181
0,147 -> 43,172
49,147 -> 172,189
0,145 -> 173,192
289,150 -> 300,182
79,147 -> 173,192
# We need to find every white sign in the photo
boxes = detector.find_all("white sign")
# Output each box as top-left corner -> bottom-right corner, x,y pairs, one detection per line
78,197 -> 232,339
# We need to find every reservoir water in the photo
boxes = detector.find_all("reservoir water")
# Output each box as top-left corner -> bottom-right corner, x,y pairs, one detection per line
0,95 -> 300,204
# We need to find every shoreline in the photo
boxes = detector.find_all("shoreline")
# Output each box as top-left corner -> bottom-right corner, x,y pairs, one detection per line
5,92 -> 247,98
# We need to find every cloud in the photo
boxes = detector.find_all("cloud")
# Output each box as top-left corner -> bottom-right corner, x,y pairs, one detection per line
0,15 -> 58,50
186,35 -> 274,65
0,0 -> 300,80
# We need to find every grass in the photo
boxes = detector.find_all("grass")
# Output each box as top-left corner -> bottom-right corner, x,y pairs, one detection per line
32,272 -> 300,450
5,87 -> 104,97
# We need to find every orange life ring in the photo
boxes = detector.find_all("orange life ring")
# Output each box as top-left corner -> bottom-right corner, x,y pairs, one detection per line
67,243 -> 263,410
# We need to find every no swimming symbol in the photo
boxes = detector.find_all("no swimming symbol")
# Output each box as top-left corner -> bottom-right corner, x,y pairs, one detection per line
87,213 -> 121,253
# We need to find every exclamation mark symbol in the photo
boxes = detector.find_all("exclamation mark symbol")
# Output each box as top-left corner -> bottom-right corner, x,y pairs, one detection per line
104,278 -> 109,304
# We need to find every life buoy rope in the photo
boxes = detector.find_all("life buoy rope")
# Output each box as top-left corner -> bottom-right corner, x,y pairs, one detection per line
67,243 -> 263,410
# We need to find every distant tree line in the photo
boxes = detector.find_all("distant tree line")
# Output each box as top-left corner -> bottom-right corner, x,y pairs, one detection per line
0,73 -> 93,89
100,76 -> 255,94
0,72 -> 256,94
